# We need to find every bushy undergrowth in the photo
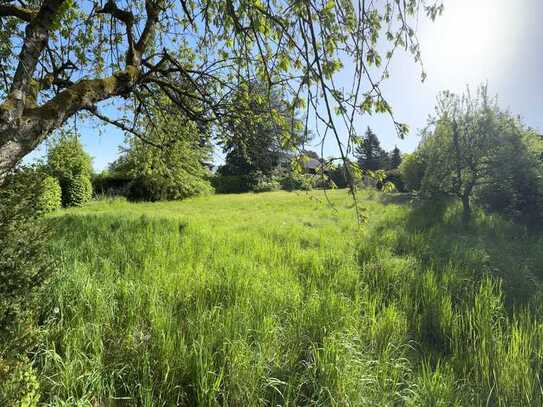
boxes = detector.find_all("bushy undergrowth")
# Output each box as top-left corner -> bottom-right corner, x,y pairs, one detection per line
37,176 -> 62,213
0,170 -> 55,405
32,190 -> 543,405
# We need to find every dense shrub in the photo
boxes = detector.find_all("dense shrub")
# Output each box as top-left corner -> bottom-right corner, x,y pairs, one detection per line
46,133 -> 93,207
126,173 -> 213,202
64,174 -> 92,207
252,176 -> 280,193
328,165 -> 349,188
92,172 -> 132,197
0,169 -> 55,404
399,152 -> 426,192
383,168 -> 406,192
280,173 -> 314,191
37,176 -> 62,213
475,131 -> 543,223
211,175 -> 254,194
312,174 -> 336,189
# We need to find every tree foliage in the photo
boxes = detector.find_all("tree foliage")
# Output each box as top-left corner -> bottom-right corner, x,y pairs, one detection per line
390,146 -> 402,169
64,173 -> 93,207
410,85 -> 543,224
37,175 -> 62,212
355,127 -> 389,171
399,152 -> 426,192
218,82 -> 305,180
0,0 -> 444,186
46,133 -> 93,207
0,169 -> 54,405
116,100 -> 213,201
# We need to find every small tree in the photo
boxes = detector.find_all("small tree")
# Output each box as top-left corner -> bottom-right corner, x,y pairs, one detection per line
418,86 -> 501,223
416,85 -> 541,224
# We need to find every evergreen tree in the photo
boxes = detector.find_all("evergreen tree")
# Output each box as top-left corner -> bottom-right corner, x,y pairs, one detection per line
390,146 -> 402,169
355,127 -> 388,171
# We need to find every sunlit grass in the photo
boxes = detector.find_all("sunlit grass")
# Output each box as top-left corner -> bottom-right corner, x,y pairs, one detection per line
36,190 -> 543,405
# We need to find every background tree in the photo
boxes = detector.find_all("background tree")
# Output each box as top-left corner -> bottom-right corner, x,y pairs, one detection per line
46,132 -> 93,207
116,99 -> 213,201
355,127 -> 389,171
217,82 -> 306,189
411,85 -> 543,224
0,0 -> 444,187
399,152 -> 426,192
390,146 -> 402,169
475,125 -> 543,222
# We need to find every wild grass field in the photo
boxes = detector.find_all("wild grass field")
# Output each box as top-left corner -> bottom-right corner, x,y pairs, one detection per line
34,190 -> 543,406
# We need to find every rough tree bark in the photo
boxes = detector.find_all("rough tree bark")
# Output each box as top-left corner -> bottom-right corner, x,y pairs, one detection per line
0,0 -> 159,184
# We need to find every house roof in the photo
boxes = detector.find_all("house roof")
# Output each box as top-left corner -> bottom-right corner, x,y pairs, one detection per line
303,158 -> 321,170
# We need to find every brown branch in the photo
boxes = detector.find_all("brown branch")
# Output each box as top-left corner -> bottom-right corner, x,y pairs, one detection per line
135,0 -> 160,53
9,0 -> 67,115
0,4 -> 37,22
97,0 -> 136,66
85,106 -> 146,139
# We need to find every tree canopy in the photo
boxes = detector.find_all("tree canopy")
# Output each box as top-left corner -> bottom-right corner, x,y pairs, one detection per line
218,81 -> 305,179
407,85 -> 543,224
0,0 -> 444,184
112,98 -> 213,201
355,127 -> 389,171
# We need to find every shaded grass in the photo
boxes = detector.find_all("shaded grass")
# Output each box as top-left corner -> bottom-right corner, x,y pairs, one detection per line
34,190 -> 543,405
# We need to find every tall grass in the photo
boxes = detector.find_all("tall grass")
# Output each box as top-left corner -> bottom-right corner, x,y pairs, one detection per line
33,190 -> 543,405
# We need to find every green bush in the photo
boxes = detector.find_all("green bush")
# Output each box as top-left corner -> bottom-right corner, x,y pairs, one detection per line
253,176 -> 280,193
312,175 -> 336,189
399,152 -> 426,192
92,172 -> 132,197
211,175 -> 254,194
0,169 -> 55,404
329,165 -> 349,188
37,176 -> 62,213
280,173 -> 314,191
64,174 -> 92,207
126,173 -> 213,202
46,133 -> 93,206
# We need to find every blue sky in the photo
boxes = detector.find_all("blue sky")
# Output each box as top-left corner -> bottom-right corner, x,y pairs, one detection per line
28,0 -> 543,172
320,0 -> 543,157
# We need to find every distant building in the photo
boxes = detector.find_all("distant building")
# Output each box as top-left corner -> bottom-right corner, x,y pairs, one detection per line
303,158 -> 322,174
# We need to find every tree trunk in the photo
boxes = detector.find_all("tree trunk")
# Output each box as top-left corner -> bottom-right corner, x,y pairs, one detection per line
0,67 -> 140,185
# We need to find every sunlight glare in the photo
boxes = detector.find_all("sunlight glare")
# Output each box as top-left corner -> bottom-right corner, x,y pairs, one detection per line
420,0 -> 523,88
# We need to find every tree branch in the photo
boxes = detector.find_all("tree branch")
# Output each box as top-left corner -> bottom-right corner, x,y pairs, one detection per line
0,4 -> 37,22
135,0 -> 161,53
97,0 -> 137,66
8,0 -> 67,116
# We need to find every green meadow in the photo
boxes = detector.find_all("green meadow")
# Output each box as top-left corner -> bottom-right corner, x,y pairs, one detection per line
35,190 -> 543,406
